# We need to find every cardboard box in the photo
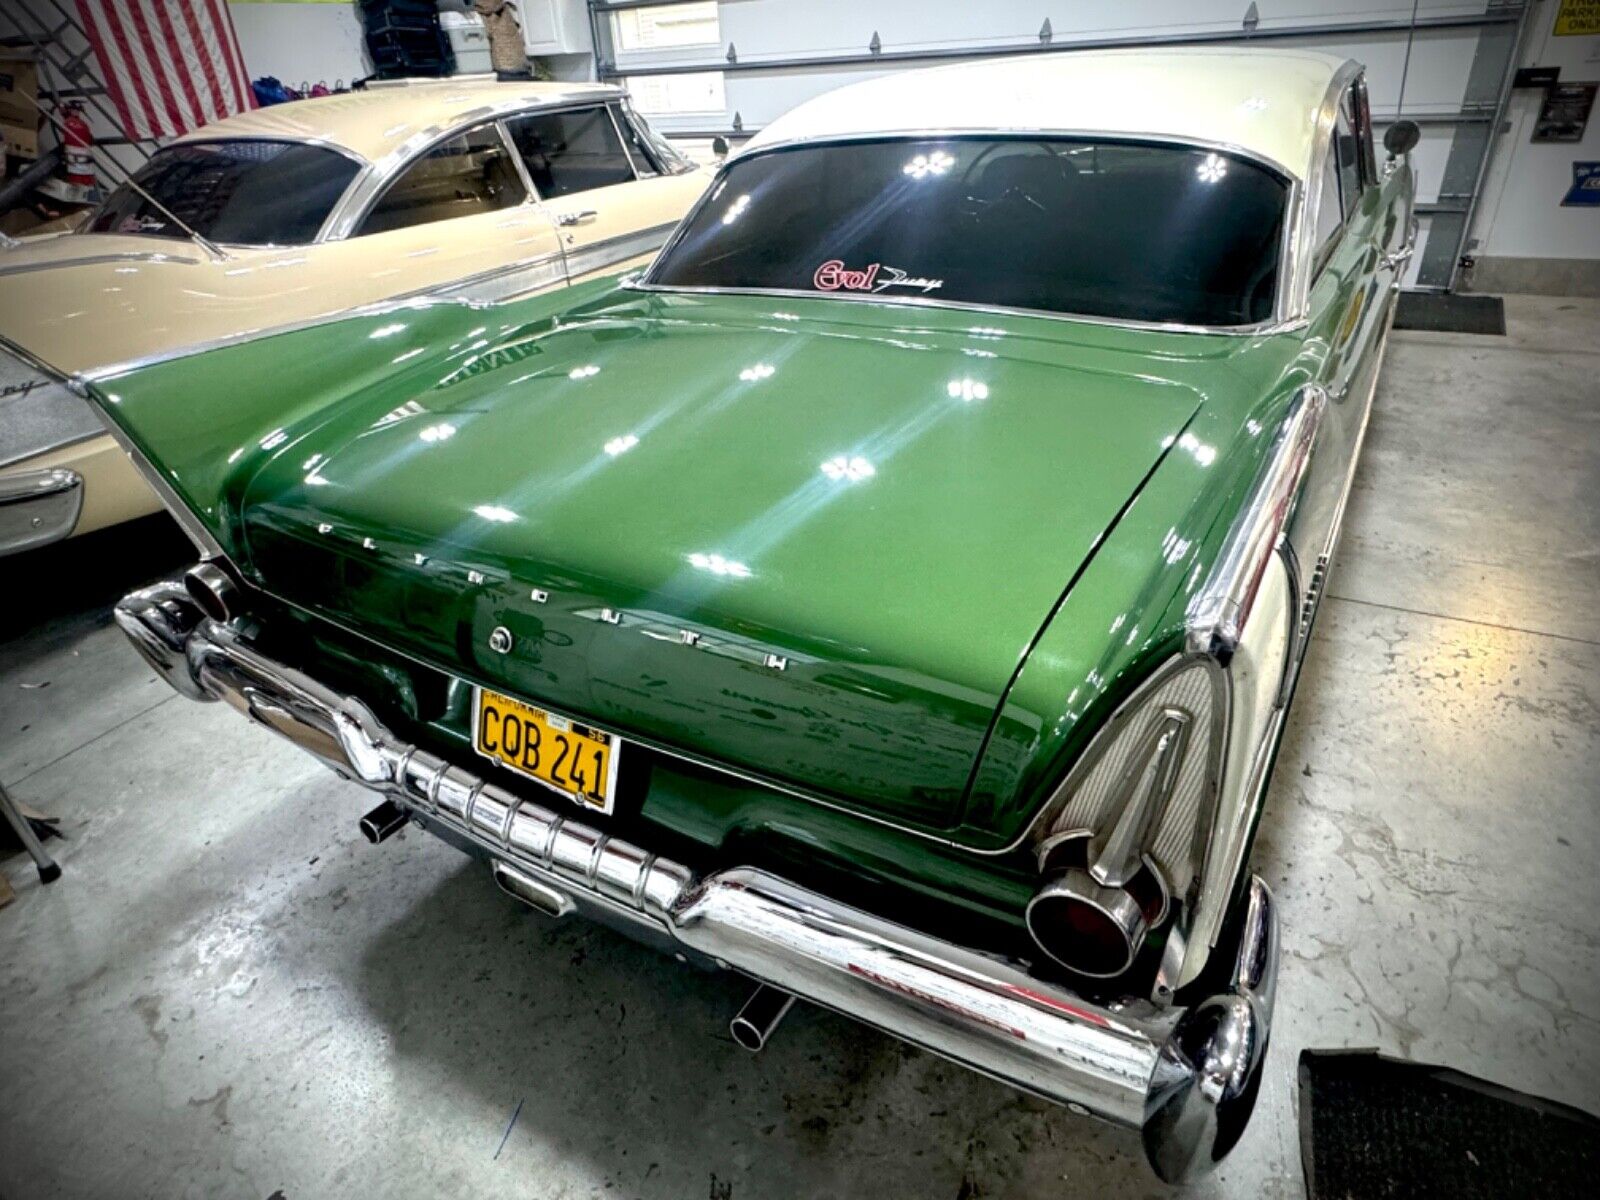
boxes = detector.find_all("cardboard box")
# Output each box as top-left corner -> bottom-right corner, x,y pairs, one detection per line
2,118 -> 41,160
0,50 -> 40,129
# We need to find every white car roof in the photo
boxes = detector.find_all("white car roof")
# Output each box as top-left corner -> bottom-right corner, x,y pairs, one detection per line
175,79 -> 622,164
741,48 -> 1354,182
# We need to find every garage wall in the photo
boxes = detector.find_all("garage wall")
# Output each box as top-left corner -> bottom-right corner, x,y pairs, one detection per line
1467,1 -> 1600,293
603,1 -> 1566,292
228,1 -> 371,91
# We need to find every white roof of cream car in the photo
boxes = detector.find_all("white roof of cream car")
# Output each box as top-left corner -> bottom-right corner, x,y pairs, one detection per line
742,48 -> 1351,182
177,78 -> 623,165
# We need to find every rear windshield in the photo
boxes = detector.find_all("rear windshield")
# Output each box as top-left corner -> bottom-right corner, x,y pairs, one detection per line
647,137 -> 1289,327
87,140 -> 361,246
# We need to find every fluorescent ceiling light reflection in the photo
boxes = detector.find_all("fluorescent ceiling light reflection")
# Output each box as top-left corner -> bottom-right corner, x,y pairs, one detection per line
820,455 -> 875,482
604,434 -> 639,456
419,422 -> 456,443
739,363 -> 775,382
1196,153 -> 1227,183
473,504 -> 518,522
568,364 -> 601,380
947,378 -> 989,402
688,551 -> 752,578
903,150 -> 954,178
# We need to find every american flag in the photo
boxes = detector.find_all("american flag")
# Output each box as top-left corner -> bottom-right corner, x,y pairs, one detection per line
75,0 -> 255,141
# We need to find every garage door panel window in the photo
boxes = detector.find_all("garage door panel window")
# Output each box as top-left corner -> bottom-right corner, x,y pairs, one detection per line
508,107 -> 637,200
87,139 -> 360,246
649,137 -> 1289,327
357,126 -> 526,237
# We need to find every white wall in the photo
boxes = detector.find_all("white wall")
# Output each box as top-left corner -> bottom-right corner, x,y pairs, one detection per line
228,1 -> 370,91
1472,0 -> 1600,261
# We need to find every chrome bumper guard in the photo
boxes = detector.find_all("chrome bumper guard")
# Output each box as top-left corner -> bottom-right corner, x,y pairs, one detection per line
115,577 -> 1280,1182
0,467 -> 83,557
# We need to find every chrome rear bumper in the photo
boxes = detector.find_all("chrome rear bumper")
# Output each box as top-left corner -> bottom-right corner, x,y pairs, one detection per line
0,467 -> 82,556
115,577 -> 1279,1182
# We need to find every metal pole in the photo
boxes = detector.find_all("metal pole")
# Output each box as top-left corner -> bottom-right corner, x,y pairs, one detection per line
0,781 -> 60,884
1448,0 -> 1538,290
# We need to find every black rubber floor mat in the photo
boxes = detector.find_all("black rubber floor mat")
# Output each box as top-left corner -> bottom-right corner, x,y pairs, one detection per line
1299,1049 -> 1598,1199
1393,291 -> 1506,335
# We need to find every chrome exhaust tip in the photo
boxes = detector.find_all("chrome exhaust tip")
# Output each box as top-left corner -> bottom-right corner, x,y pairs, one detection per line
730,984 -> 795,1051
359,799 -> 408,844
183,560 -> 241,623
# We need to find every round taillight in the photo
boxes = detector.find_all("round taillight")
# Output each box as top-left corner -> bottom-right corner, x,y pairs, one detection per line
1025,867 -> 1149,978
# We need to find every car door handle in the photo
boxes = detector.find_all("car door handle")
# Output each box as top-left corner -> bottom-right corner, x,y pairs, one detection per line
1381,245 -> 1414,271
556,210 -> 598,227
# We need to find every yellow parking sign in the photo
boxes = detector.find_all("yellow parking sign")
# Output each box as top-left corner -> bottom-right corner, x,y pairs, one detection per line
1555,0 -> 1600,36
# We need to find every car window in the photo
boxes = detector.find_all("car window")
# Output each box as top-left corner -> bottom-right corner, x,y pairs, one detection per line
649,137 -> 1289,327
621,102 -> 694,174
1350,79 -> 1377,184
506,106 -> 636,199
609,102 -> 660,177
1335,98 -> 1362,220
1313,141 -> 1344,271
87,139 -> 359,245
356,125 -> 526,237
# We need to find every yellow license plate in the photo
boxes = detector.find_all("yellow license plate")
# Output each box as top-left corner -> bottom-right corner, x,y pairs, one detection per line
472,688 -> 621,814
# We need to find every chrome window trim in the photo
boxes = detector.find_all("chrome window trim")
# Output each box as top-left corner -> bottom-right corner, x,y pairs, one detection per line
325,93 -> 628,240
623,279 -> 1306,338
341,115 -> 536,241
618,98 -> 698,177
606,100 -> 655,179
496,116 -> 544,202
636,127 -> 1306,336
81,135 -> 371,249
1298,63 -> 1366,293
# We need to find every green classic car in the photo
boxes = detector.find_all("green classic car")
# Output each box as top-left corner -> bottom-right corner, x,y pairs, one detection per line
33,49 -> 1415,1180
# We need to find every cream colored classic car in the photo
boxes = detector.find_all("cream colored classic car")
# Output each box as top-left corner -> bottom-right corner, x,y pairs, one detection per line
0,79 -> 712,555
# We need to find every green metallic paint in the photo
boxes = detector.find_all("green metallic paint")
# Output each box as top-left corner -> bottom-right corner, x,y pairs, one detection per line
90,154 -> 1407,927
98,285 -> 1247,831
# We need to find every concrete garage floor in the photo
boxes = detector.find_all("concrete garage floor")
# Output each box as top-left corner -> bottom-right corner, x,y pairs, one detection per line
2,295 -> 1597,1199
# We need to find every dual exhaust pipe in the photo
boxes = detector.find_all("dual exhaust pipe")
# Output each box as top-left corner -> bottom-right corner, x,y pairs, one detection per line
115,574 -> 1280,1183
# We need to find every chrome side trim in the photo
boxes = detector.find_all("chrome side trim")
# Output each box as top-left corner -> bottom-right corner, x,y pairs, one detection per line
77,224 -> 674,384
0,467 -> 83,556
0,251 -> 202,278
114,577 -> 1280,1182
565,221 -> 679,280
1185,384 -> 1329,662
624,278 -> 1308,339
1280,289 -> 1396,704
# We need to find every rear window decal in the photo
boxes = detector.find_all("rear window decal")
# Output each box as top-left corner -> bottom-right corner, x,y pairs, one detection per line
812,260 -> 944,295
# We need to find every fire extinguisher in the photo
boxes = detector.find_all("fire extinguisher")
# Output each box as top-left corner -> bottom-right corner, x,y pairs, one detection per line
62,102 -> 96,189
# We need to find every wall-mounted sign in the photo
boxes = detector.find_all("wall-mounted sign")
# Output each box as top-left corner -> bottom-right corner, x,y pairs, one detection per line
1533,82 -> 1597,143
1562,162 -> 1600,207
1555,0 -> 1600,37
1513,66 -> 1561,89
